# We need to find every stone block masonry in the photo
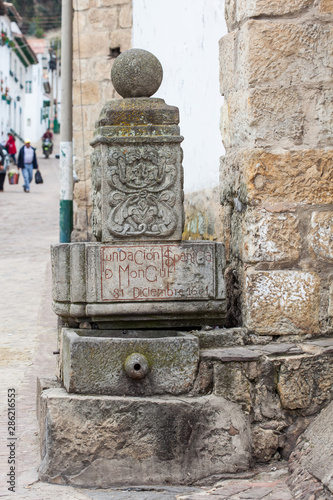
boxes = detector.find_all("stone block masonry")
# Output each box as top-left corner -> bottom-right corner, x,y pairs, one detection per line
219,1 -> 333,335
38,383 -> 252,487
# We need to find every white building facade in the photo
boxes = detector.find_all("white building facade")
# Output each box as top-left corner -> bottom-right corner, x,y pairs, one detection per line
132,0 -> 227,193
0,1 -> 50,149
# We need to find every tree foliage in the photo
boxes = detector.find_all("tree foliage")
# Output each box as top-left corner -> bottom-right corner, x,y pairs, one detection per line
12,0 -> 61,35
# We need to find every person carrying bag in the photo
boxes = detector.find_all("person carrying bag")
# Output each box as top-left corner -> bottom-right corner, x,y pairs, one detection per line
17,139 -> 39,193
0,144 -> 7,191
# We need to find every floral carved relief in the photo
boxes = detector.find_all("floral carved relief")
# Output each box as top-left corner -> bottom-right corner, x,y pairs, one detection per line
106,146 -> 179,238
91,150 -> 102,240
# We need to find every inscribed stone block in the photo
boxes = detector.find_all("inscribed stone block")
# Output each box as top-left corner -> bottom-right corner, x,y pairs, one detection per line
51,241 -> 227,327
244,270 -> 320,335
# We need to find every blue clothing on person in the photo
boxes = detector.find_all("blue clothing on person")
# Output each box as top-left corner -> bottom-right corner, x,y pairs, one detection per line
22,163 -> 34,192
17,140 -> 38,193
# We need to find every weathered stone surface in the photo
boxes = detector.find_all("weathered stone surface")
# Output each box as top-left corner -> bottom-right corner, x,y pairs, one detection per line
220,149 -> 333,205
191,327 -> 248,349
309,211 -> 333,262
241,208 -> 301,263
100,0 -> 129,6
91,97 -> 184,243
119,3 -> 132,28
203,347 -> 262,363
252,427 -> 279,462
61,328 -> 199,396
52,242 -> 225,303
38,386 -> 252,486
72,0 -> 132,242
222,87 -> 306,148
277,356 -> 333,413
319,0 -> 333,13
329,282 -> 333,317
222,85 -> 333,149
221,21 -> 333,91
225,0 -> 313,29
109,28 -> 132,53
111,49 -> 163,98
219,204 -> 232,261
288,401 -> 333,495
219,32 -> 236,97
281,416 -> 315,460
73,81 -> 101,106
73,31 -> 111,58
87,7 -> 118,30
214,361 -> 252,412
95,97 -> 180,127
200,339 -> 333,462
244,271 -> 320,335
51,241 -> 227,327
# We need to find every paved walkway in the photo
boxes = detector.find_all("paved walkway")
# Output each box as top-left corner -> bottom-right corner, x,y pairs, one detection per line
0,142 -> 294,499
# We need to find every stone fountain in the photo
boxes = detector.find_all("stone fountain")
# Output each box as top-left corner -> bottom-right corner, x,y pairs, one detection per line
38,49 -> 251,487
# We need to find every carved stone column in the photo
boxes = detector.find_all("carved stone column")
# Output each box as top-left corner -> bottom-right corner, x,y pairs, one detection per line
51,49 -> 226,329
90,55 -> 184,243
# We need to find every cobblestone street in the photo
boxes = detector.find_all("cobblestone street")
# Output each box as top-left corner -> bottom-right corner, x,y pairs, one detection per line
0,144 -> 294,499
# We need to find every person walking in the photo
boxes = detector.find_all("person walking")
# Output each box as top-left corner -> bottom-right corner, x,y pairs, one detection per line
17,139 -> 38,193
42,128 -> 53,141
0,144 -> 7,191
5,132 -> 17,164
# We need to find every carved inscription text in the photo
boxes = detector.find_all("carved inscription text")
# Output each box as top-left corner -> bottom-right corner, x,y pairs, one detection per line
101,244 -> 215,301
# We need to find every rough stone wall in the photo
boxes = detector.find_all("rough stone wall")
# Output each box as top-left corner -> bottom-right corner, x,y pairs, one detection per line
220,0 -> 333,334
72,0 -> 132,241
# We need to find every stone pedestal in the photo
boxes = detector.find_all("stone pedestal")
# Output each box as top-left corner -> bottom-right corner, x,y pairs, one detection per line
39,48 -> 230,487
51,241 -> 226,328
91,98 -> 185,243
38,380 -> 251,487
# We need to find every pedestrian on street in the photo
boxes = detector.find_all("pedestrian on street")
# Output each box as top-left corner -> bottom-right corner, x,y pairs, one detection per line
0,144 -> 7,191
17,139 -> 38,193
0,131 -> 6,146
42,128 -> 53,141
5,132 -> 17,164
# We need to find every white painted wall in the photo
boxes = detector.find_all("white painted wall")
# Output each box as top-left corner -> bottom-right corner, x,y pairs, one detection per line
132,0 -> 226,193
24,54 -> 50,145
0,16 -> 12,137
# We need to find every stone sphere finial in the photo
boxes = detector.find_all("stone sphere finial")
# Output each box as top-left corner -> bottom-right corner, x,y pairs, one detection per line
111,48 -> 163,98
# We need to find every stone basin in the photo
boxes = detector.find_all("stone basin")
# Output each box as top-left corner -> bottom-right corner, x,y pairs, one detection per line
61,328 -> 199,396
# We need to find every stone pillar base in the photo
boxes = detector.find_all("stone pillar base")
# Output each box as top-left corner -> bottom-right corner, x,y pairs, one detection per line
37,379 -> 251,487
